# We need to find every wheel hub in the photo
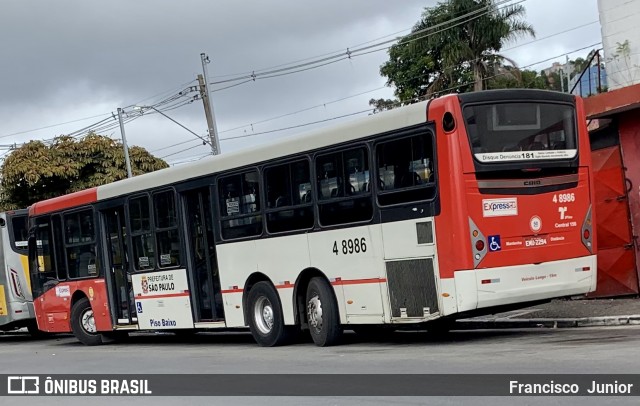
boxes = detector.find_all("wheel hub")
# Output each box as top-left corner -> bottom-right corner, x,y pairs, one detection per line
307,295 -> 323,332
81,309 -> 97,334
254,296 -> 274,334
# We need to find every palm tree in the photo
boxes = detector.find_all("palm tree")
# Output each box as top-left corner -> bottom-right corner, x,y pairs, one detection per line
437,0 -> 535,92
381,0 -> 535,100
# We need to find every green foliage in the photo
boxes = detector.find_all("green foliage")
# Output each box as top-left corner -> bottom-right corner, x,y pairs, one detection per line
486,68 -> 548,90
0,133 -> 169,210
380,0 -> 534,100
368,98 -> 398,114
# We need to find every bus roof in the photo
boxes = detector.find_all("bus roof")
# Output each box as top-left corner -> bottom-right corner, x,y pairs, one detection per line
29,100 -> 429,215
30,188 -> 98,217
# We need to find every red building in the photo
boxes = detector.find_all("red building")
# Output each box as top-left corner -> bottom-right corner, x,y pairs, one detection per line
585,83 -> 640,297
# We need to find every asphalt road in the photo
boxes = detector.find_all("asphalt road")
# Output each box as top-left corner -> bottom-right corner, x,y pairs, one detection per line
1,326 -> 639,405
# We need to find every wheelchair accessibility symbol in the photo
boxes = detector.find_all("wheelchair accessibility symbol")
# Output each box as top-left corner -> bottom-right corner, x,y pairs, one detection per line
488,235 -> 501,252
136,301 -> 143,313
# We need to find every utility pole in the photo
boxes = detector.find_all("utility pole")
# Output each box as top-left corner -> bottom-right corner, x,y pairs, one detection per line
566,55 -> 573,94
117,108 -> 133,178
200,53 -> 221,155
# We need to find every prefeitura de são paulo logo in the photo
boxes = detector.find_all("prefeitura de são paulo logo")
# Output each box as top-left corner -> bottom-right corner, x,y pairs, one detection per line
141,275 -> 148,294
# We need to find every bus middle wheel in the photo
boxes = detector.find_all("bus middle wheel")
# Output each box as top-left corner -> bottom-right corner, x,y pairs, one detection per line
247,281 -> 292,347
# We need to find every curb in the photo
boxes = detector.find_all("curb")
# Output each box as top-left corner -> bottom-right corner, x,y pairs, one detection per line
456,315 -> 640,329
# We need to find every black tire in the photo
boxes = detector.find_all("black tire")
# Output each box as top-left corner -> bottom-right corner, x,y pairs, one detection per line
102,331 -> 130,343
70,297 -> 103,346
26,320 -> 51,339
246,281 -> 293,347
426,319 -> 455,336
306,277 -> 342,347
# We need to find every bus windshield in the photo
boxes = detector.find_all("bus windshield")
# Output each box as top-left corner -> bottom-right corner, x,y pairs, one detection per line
463,102 -> 577,164
11,214 -> 29,252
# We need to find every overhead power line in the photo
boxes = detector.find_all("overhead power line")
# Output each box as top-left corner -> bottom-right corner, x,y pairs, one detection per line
215,19 -> 599,137
209,0 -> 523,84
163,41 -> 606,165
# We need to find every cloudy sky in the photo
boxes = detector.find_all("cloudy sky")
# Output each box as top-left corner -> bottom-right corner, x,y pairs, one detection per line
0,0 -> 602,165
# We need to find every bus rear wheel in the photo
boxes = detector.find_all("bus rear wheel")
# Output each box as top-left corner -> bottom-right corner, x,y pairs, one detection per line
306,277 -> 342,347
70,297 -> 103,346
247,281 -> 292,347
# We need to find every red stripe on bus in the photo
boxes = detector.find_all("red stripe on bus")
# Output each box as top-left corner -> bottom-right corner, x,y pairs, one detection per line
221,278 -> 387,295
331,278 -> 387,286
29,188 -> 98,216
135,292 -> 190,300
221,288 -> 244,294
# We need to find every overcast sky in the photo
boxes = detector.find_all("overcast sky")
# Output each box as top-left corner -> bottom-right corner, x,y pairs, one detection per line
0,0 -> 602,165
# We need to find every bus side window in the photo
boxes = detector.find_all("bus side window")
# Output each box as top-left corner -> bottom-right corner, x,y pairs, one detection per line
218,170 -> 263,240
315,146 -> 373,226
264,159 -> 314,234
376,133 -> 436,206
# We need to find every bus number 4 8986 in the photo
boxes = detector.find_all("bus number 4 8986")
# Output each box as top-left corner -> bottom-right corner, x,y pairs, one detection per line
333,238 -> 367,255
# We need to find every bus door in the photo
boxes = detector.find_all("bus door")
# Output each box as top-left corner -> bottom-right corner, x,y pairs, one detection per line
183,187 -> 224,322
376,129 -> 441,321
102,206 -> 135,326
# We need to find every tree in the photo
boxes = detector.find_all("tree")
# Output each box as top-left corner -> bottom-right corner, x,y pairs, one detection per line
368,98 -> 397,114
380,0 -> 534,100
486,68 -> 548,90
0,133 -> 169,210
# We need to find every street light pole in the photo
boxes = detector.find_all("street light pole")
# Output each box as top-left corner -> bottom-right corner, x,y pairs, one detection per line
117,107 -> 133,178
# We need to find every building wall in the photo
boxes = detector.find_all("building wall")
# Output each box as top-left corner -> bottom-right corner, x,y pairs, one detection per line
598,0 -> 640,90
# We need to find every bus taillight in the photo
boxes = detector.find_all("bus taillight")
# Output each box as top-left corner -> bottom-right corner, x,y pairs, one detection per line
581,205 -> 593,253
469,218 -> 487,267
9,268 -> 24,299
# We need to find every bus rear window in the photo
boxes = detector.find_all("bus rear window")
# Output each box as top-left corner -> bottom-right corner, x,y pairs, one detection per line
463,102 -> 577,163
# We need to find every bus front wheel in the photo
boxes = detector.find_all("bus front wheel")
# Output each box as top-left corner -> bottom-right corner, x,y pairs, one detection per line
247,281 -> 292,347
70,297 -> 103,346
306,277 -> 342,347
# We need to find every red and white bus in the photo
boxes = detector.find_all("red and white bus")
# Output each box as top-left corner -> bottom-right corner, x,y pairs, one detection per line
28,89 -> 596,346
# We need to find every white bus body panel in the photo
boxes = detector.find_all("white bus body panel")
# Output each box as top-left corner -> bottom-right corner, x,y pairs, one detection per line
219,218 -> 447,328
254,234 -> 311,324
307,225 -> 387,325
453,255 -> 597,311
216,239 -> 258,328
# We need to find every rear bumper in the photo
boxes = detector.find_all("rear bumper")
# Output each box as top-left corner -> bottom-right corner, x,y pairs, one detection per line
453,255 -> 597,313
0,300 -> 34,329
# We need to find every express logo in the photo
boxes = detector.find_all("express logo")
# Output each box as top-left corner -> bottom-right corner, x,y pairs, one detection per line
141,276 -> 148,294
482,198 -> 518,217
